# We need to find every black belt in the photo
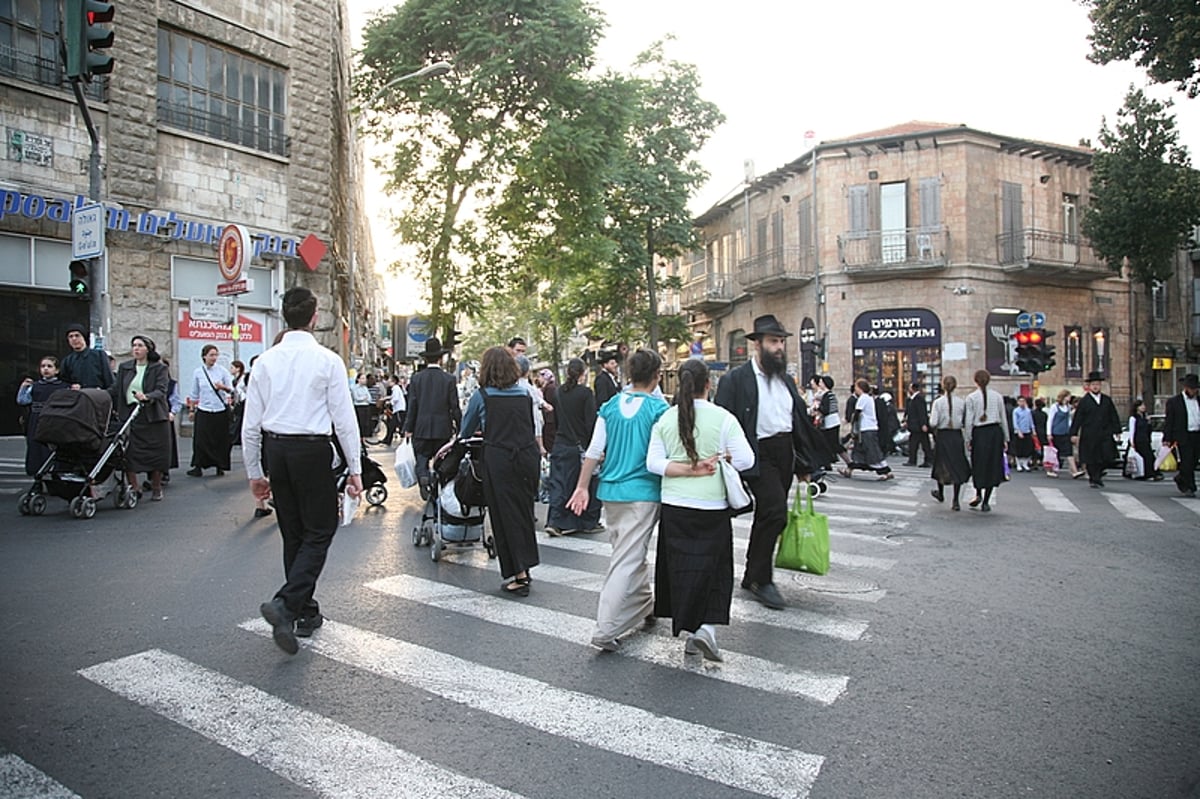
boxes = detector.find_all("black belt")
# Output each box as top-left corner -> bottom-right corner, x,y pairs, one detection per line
264,431 -> 331,442
760,432 -> 792,441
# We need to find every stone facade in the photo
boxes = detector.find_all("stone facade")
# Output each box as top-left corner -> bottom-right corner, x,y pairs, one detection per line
679,122 -> 1198,412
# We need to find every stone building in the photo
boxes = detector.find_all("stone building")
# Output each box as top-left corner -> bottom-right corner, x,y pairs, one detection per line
0,0 -> 377,435
678,121 -> 1198,413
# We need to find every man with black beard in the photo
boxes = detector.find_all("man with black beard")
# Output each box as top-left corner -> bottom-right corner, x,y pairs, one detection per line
716,314 -> 828,610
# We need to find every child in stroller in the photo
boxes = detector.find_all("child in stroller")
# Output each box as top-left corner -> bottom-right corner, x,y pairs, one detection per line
413,436 -> 496,561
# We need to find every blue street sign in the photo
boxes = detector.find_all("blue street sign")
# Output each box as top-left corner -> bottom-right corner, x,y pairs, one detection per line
1031,312 -> 1046,327
1016,312 -> 1031,330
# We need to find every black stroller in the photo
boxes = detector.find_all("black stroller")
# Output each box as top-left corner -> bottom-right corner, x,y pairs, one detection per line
335,444 -> 389,507
413,437 -> 495,561
19,388 -> 141,519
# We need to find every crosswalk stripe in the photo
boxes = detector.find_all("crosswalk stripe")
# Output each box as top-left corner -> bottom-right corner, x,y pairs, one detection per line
1171,497 -> 1200,516
808,490 -> 922,507
1029,487 -> 1080,514
540,530 -> 898,572
732,516 -> 908,544
239,618 -> 825,798
796,501 -> 916,517
364,575 -> 849,705
448,551 -> 870,641
79,649 -> 527,799
0,753 -> 81,799
1102,492 -> 1163,522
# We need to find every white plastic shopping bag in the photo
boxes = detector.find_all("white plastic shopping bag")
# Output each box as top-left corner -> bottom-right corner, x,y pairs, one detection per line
340,492 -> 360,526
394,441 -> 418,488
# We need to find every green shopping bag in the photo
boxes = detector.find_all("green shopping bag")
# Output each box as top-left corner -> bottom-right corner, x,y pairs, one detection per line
775,486 -> 830,575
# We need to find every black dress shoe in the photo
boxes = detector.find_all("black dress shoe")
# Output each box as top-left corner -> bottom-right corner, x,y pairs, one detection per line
295,613 -> 323,638
259,598 -> 298,655
930,488 -> 944,503
215,468 -> 225,477
981,503 -> 991,512
968,496 -> 981,508
744,581 -> 786,610
187,467 -> 203,477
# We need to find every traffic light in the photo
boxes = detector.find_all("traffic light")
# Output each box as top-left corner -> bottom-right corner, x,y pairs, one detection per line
443,328 -> 462,352
68,259 -> 90,299
1012,329 -> 1044,374
1039,329 -> 1057,372
64,0 -> 115,81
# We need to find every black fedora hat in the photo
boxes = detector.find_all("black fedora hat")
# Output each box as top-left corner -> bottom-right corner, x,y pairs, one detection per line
1085,371 -> 1105,382
420,336 -> 447,360
746,314 -> 792,340
1181,373 -> 1200,388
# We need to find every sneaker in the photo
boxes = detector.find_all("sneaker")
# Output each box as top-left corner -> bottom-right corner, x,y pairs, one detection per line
581,525 -> 606,534
683,636 -> 700,656
590,636 -> 620,652
151,490 -> 164,502
544,525 -> 564,537
295,613 -> 324,638
688,626 -> 723,662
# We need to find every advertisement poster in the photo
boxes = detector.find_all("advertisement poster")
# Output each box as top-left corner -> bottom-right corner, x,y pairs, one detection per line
175,309 -> 267,386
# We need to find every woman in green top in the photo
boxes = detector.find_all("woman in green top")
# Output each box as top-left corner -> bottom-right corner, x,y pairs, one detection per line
111,335 -> 171,501
647,359 -> 754,662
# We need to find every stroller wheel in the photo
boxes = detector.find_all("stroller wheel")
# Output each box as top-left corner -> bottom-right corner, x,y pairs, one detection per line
430,536 -> 442,562
113,487 -> 125,509
412,526 -> 422,546
124,490 -> 139,509
817,480 -> 829,495
806,482 -> 821,498
69,496 -> 84,519
485,538 -> 497,559
29,494 -> 46,516
17,492 -> 31,515
366,484 -> 388,506
81,498 -> 97,519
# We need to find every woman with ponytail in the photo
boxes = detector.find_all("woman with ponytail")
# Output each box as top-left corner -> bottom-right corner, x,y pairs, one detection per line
545,358 -> 602,535
647,359 -> 754,662
928,374 -> 972,510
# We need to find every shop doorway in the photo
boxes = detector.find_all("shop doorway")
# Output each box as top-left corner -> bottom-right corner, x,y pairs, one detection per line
850,308 -> 942,411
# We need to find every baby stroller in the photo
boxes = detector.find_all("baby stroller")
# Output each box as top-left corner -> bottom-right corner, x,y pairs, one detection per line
412,436 -> 495,562
335,444 -> 389,507
18,388 -> 141,519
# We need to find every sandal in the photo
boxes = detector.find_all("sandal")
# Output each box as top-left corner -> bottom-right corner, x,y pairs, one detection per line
502,575 -> 530,597
837,467 -> 852,478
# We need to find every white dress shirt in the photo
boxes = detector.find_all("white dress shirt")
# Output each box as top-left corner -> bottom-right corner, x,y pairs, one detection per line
1186,394 -> 1200,432
751,357 -> 793,439
241,330 -> 361,480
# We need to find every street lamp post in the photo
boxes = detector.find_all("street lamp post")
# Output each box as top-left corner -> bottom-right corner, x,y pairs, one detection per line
346,61 -> 453,365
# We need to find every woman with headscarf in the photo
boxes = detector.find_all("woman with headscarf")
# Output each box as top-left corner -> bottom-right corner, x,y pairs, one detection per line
545,358 -> 601,536
186,344 -> 233,477
111,335 -> 171,500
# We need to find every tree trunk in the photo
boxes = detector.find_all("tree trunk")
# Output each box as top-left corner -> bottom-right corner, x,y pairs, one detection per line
645,221 -> 659,351
1142,281 -> 1157,411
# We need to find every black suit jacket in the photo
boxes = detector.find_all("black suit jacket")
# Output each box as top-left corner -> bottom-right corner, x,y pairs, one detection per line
1069,391 -> 1121,465
594,370 -> 619,408
403,365 -> 461,440
715,361 -> 829,477
110,360 -> 170,423
1164,393 -> 1196,446
905,393 -> 929,430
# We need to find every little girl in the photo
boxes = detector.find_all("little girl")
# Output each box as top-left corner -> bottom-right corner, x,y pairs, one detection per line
16,356 -> 68,475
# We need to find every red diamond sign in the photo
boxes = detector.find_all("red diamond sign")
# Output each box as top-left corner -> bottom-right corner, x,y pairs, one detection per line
298,234 -> 327,271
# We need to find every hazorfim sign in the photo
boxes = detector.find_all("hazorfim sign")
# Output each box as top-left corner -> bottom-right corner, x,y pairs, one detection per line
852,308 -> 940,349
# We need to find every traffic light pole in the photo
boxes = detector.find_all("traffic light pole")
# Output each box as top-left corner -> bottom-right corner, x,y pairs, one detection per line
69,78 -> 106,347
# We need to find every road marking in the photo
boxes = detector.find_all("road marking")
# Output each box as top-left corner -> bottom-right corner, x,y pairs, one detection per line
732,516 -> 907,545
0,753 -> 81,799
540,529 -> 898,571
449,552 -> 870,641
79,649 -> 526,799
239,619 -> 825,799
365,575 -> 849,705
1171,497 -> 1200,516
1029,487 -> 1080,514
1102,492 -> 1163,522
810,488 -> 923,506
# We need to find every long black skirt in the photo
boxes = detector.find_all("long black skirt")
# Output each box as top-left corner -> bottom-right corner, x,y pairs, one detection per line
354,405 -> 372,439
1010,434 -> 1034,458
971,424 -> 1005,490
545,441 -> 600,530
481,444 -> 541,580
931,428 -> 971,486
125,417 -> 172,473
654,504 -> 733,636
192,408 -> 231,470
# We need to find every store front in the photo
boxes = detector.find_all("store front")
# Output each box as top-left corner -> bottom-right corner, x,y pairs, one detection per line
851,308 -> 942,410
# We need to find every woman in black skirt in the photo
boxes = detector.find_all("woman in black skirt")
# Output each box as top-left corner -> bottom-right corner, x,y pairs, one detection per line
111,335 -> 171,501
928,375 -> 971,511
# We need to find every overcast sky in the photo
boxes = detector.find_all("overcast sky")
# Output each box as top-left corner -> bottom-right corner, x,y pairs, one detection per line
348,0 -> 1200,310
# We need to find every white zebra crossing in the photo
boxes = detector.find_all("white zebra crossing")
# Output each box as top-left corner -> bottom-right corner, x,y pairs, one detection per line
236,619 -> 826,798
1029,487 -> 1081,514
442,550 -> 871,641
0,753 -> 81,799
364,574 -> 849,705
79,649 -> 529,799
1171,497 -> 1200,516
1101,492 -> 1163,522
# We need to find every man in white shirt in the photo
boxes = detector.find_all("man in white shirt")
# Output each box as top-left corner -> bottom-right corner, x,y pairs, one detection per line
242,287 -> 362,655
380,376 -> 406,446
1164,373 -> 1200,497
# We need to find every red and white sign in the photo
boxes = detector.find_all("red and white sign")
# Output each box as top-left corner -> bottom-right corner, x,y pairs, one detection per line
218,224 -> 251,282
217,279 -> 253,296
178,312 -> 263,344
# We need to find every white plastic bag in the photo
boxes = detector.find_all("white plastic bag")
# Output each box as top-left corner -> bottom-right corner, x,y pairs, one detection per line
394,441 -> 417,488
340,492 -> 360,526
1124,449 -> 1145,479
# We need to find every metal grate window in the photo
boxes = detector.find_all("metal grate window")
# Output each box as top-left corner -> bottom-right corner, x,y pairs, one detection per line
156,27 -> 288,157
0,0 -> 104,98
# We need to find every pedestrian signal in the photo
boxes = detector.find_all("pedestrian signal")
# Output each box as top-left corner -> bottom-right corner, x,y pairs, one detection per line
68,259 -> 90,299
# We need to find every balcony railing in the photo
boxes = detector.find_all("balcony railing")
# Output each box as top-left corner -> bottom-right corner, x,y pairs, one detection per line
838,227 -> 948,273
0,43 -> 105,100
997,229 -> 1110,279
682,273 -> 734,310
156,98 -> 290,158
738,246 -> 814,293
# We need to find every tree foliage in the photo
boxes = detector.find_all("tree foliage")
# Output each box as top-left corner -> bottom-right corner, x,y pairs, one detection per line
1083,0 -> 1200,97
1081,86 -> 1200,404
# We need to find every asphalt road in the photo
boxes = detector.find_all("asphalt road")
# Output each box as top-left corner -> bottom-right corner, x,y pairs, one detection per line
1,436 -> 1198,799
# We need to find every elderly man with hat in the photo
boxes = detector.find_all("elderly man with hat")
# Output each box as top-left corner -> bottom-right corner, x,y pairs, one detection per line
60,323 -> 113,390
594,349 -> 621,408
1069,370 -> 1122,488
715,314 -> 830,609
403,336 -> 461,499
1164,373 -> 1200,497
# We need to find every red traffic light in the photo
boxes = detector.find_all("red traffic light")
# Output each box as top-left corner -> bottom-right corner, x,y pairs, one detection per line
1028,330 -> 1042,344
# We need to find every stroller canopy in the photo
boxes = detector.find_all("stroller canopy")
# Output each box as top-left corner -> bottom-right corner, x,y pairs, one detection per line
34,388 -> 112,450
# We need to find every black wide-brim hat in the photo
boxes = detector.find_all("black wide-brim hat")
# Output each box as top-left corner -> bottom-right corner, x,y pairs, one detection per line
1181,373 -> 1200,388
421,337 -> 448,360
1085,371 -> 1105,382
746,314 -> 792,340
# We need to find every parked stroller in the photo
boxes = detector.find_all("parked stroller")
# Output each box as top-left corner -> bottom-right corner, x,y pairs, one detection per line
18,388 -> 141,519
335,444 -> 389,507
413,436 -> 495,562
